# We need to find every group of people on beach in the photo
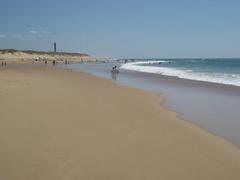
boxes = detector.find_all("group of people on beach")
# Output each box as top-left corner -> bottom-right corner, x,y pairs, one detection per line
44,59 -> 70,66
44,59 -> 56,65
1,61 -> 7,67
1,59 -> 70,67
110,66 -> 119,81
64,60 -> 70,65
111,65 -> 119,73
44,60 -> 61,66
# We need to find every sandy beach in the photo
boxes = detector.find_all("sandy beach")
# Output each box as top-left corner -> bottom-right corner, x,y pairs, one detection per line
0,65 -> 240,180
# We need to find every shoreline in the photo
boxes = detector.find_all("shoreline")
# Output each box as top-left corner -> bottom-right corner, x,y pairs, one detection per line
64,62 -> 240,145
139,71 -> 240,94
124,70 -> 240,146
1,64 -> 240,179
121,70 -> 240,145
63,64 -> 240,148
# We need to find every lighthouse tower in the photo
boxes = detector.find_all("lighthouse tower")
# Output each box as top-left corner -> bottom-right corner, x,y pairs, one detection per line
54,42 -> 57,53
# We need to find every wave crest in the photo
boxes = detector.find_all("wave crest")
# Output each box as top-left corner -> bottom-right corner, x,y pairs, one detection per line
120,61 -> 240,87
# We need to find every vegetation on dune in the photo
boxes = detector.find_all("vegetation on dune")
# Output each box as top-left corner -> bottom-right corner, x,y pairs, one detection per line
0,49 -> 89,56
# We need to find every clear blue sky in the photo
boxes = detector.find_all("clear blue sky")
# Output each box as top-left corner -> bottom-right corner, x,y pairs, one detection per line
0,0 -> 240,58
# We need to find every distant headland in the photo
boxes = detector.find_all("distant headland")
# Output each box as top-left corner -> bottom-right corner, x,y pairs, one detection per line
0,49 -> 96,63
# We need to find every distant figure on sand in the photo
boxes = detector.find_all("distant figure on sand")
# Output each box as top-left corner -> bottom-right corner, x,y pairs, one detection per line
64,60 -> 69,65
52,60 -> 56,66
110,66 -> 119,81
45,60 -> 48,65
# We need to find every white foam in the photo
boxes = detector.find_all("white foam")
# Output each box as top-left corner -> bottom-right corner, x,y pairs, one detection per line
120,61 -> 240,87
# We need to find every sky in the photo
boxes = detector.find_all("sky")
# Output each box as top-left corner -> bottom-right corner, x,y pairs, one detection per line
0,0 -> 240,58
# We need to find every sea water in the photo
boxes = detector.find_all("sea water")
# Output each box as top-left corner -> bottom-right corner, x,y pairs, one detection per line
121,59 -> 240,87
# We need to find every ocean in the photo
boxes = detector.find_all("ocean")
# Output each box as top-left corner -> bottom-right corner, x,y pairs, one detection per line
120,59 -> 240,87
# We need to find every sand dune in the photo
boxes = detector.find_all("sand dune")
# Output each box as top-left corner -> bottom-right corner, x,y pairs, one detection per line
0,49 -> 96,63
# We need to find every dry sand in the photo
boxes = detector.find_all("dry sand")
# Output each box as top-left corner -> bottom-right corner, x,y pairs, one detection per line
0,65 -> 240,180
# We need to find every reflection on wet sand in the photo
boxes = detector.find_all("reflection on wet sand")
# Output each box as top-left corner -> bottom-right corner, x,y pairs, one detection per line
111,71 -> 118,81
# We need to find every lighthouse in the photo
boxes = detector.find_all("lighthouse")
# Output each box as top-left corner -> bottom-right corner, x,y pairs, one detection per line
54,42 -> 57,53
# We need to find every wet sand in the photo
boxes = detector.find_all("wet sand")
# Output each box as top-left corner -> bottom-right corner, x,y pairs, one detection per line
65,62 -> 240,145
0,65 -> 240,180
